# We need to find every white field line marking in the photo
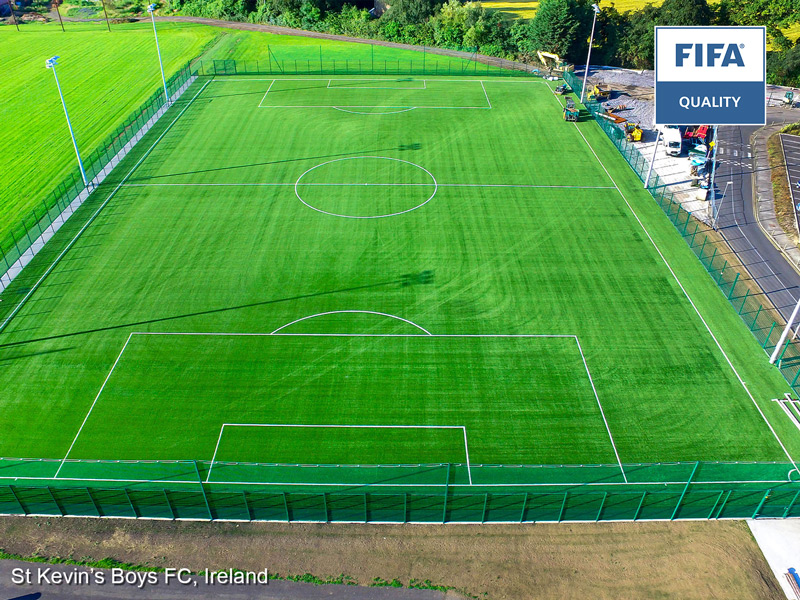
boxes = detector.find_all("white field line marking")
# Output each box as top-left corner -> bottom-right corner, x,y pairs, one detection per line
54,332 -> 136,478
123,182 -> 616,190
0,80 -> 212,336
257,79 -> 276,107
214,78 -> 542,84
333,106 -> 416,114
571,119 -> 800,473
574,337 -> 627,482
134,332 -> 576,338
269,310 -> 432,335
260,105 -> 490,109
0,474 -> 793,487
207,423 -> 471,484
294,156 -> 438,219
326,80 -> 426,90
480,80 -> 492,109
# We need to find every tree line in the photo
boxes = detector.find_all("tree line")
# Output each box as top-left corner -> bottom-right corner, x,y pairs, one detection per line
173,0 -> 800,86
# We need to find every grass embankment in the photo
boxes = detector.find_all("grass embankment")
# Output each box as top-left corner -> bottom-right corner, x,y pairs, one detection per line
0,21 -> 218,238
769,123 -> 800,244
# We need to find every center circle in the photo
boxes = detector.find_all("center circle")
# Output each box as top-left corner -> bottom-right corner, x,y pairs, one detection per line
294,156 -> 437,219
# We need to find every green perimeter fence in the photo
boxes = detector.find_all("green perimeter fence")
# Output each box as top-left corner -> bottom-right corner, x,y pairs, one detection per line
0,459 -> 799,522
195,47 -> 535,78
564,71 -> 800,395
0,60 -> 197,305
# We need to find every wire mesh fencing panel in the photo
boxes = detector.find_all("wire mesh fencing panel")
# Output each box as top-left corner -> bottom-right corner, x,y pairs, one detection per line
193,48 -> 536,78
562,70 -> 800,394
0,460 -> 798,522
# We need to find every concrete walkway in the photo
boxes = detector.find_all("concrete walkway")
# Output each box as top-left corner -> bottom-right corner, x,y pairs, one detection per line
748,520 -> 800,600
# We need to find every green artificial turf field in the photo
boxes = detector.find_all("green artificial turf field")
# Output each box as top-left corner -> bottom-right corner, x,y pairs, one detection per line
0,73 -> 799,493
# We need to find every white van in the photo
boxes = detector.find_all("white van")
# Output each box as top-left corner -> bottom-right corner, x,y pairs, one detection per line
658,125 -> 683,157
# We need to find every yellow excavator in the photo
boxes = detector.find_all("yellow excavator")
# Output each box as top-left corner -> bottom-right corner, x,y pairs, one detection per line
624,122 -> 643,142
536,51 -> 574,75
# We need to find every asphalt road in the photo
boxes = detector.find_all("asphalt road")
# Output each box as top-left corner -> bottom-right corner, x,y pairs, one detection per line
713,112 -> 800,323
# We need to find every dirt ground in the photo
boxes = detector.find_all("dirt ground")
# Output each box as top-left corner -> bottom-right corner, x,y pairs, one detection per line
0,517 -> 785,599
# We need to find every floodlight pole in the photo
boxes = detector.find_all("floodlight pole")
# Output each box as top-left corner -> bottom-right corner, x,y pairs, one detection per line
579,4 -> 601,104
644,129 -> 661,188
770,297 -> 800,365
148,4 -> 169,103
47,57 -> 88,187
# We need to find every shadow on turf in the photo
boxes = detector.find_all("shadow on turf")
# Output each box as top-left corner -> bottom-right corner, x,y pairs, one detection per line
0,277 -> 413,349
127,146 -> 412,182
0,346 -> 75,363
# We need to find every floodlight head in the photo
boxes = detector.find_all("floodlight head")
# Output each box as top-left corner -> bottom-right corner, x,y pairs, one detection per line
45,56 -> 59,69
592,3 -> 600,12
147,3 -> 156,12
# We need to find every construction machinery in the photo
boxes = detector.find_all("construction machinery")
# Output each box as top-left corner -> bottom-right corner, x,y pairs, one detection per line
784,90 -> 796,107
624,122 -> 643,142
587,84 -> 611,102
563,98 -> 579,122
554,83 -> 570,95
536,51 -> 574,75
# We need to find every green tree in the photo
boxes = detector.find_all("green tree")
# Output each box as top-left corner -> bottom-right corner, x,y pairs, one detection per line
382,0 -> 441,26
510,0 -> 591,63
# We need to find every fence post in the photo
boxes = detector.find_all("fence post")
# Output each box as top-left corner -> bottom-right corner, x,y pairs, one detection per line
193,460 -> 212,520
595,492 -> 607,521
706,491 -> 724,519
738,290 -> 750,314
322,492 -> 329,522
364,493 -> 368,523
163,490 -> 175,519
633,491 -> 647,521
442,463 -> 451,523
727,272 -> 740,299
790,368 -> 800,388
763,322 -> 776,348
481,493 -> 489,523
782,489 -> 800,517
403,493 -> 408,523
282,492 -> 290,522
751,489 -> 771,519
519,493 -> 528,523
750,305 -> 762,329
671,461 -> 700,520
85,488 -> 102,517
714,490 -> 732,518
124,489 -> 138,517
557,492 -> 568,522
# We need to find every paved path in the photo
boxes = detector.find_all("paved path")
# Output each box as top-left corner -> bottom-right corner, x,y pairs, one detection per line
714,112 -> 800,323
748,519 -> 800,600
0,560 -> 448,600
